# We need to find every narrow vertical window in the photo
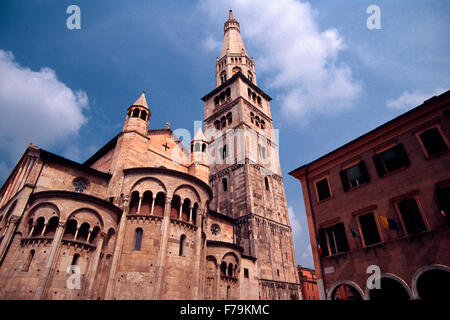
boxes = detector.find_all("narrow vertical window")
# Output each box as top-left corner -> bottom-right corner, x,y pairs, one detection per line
222,178 -> 228,192
179,234 -> 186,256
315,178 -> 331,201
264,177 -> 269,191
135,228 -> 143,250
397,198 -> 427,234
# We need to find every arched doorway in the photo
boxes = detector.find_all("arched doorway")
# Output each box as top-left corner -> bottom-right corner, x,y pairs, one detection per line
330,283 -> 363,300
416,269 -> 450,299
369,276 -> 411,300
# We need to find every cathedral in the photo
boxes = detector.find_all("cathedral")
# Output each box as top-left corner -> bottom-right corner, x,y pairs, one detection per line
0,10 -> 301,300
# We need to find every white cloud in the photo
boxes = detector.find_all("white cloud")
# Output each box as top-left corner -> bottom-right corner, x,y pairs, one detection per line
288,205 -> 302,237
201,35 -> 222,52
198,0 -> 362,123
0,50 -> 88,159
386,88 -> 446,110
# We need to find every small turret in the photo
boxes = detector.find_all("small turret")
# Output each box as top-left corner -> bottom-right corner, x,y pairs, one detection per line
188,128 -> 209,182
123,92 -> 150,136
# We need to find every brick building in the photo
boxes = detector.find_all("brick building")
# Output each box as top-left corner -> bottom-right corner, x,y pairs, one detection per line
0,10 -> 301,300
297,266 -> 319,300
290,90 -> 450,300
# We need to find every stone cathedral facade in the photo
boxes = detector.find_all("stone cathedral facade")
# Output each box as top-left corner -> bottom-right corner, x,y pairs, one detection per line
0,11 -> 301,300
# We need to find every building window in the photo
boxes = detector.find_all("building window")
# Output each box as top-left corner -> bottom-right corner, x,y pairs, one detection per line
264,177 -> 269,191
211,224 -> 220,235
435,186 -> 450,224
418,127 -> 448,157
222,178 -> 228,192
358,212 -> 381,246
258,144 -> 266,159
373,144 -> 410,177
135,228 -> 143,250
318,222 -> 349,256
73,177 -> 90,193
195,142 -> 201,152
339,161 -> 370,191
315,178 -> 331,201
396,198 -> 427,235
244,268 -> 249,278
220,145 -> 228,160
214,120 -> 220,130
179,235 -> 186,256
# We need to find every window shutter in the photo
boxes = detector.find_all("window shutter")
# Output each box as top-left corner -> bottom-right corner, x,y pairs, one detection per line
372,154 -> 386,177
339,170 -> 350,192
396,143 -> 410,167
359,160 -> 370,183
335,223 -> 349,252
318,229 -> 329,257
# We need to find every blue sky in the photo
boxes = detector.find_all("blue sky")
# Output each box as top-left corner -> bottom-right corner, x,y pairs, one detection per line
0,0 -> 449,268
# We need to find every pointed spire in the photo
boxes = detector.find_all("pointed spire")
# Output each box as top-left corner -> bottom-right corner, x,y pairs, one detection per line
132,91 -> 148,109
228,9 -> 235,21
221,9 -> 247,58
193,128 -> 206,141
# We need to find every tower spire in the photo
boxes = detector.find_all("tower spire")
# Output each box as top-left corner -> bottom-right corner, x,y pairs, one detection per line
216,10 -> 256,87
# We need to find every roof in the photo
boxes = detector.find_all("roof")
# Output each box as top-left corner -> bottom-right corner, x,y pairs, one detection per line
201,71 -> 272,102
132,92 -> 148,110
289,90 -> 450,177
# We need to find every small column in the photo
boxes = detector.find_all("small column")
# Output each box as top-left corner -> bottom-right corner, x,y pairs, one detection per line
84,232 -> 106,299
34,221 -> 65,299
74,227 -> 79,240
28,223 -> 36,237
104,195 -> 129,300
191,208 -> 203,299
40,223 -> 47,236
189,206 -> 193,223
0,216 -> 20,264
86,229 -> 93,243
150,198 -> 155,215
178,202 -> 182,220
153,195 -> 171,299
137,196 -> 143,214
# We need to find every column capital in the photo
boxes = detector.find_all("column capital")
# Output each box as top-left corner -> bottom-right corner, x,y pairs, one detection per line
58,221 -> 65,228
8,216 -> 20,224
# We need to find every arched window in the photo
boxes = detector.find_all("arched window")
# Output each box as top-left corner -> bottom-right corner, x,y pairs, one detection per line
225,88 -> 231,99
153,192 -> 165,216
171,195 -> 181,219
89,226 -> 100,244
221,116 -> 226,128
140,191 -> 153,215
214,120 -> 220,130
220,262 -> 227,275
179,234 -> 186,256
132,108 -> 140,117
265,177 -> 270,191
222,178 -> 228,192
221,72 -> 227,84
250,112 -> 254,124
181,199 -> 191,222
22,249 -> 35,272
248,88 -> 252,97
202,143 -> 207,153
255,116 -> 260,127
31,217 -> 45,237
128,110 -> 132,117
220,92 -> 225,101
63,219 -> 77,239
71,253 -> 80,266
192,203 -> 198,225
129,191 -> 140,215
228,263 -> 233,277
222,145 -> 228,160
195,142 -> 201,152
135,228 -> 143,250
77,222 -> 90,242
226,112 -> 232,125
260,120 -> 265,129
44,216 -> 59,237
140,110 -> 147,120
252,92 -> 256,101
214,96 -> 220,106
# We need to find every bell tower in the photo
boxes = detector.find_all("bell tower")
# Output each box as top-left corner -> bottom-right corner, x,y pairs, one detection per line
202,10 -> 301,299
123,92 -> 150,136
